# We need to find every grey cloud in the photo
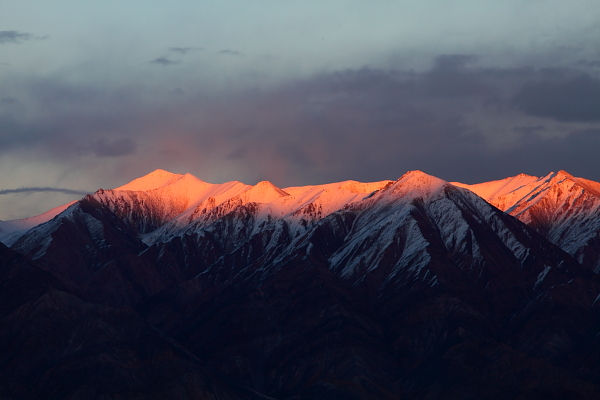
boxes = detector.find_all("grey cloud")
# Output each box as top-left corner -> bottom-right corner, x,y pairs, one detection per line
30,78 -> 101,105
176,62 -> 600,184
93,138 -> 137,157
0,31 -> 32,44
433,54 -> 478,70
150,57 -> 180,65
406,129 -> 600,184
512,73 -> 600,122
513,125 -> 546,134
149,48 -> 202,66
217,49 -> 242,56
0,76 -> 151,161
424,54 -> 493,98
0,31 -> 47,44
169,47 -> 203,54
461,129 -> 600,182
4,54 -> 600,188
1,97 -> 17,105
575,59 -> 600,68
0,187 -> 89,196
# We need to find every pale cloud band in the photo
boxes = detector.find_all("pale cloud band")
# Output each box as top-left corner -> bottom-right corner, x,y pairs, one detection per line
0,30 -> 48,44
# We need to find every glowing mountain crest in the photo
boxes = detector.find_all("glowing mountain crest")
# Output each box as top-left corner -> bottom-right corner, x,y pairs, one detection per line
240,180 -> 290,203
5,168 -> 600,276
381,170 -> 450,201
452,173 -> 540,203
115,169 -> 200,191
455,170 -> 600,271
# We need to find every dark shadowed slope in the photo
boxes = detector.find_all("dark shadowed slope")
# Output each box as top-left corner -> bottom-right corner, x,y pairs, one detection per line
0,242 -> 269,400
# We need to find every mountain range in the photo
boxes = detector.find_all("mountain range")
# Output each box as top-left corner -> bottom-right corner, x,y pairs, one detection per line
2,169 -> 600,399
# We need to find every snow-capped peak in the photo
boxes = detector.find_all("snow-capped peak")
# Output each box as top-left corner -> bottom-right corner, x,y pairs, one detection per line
382,170 -> 449,200
115,169 -> 198,191
241,181 -> 290,203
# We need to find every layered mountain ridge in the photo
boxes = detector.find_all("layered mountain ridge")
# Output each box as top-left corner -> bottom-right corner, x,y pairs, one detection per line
454,170 -> 600,273
2,169 -> 600,399
5,168 -> 600,269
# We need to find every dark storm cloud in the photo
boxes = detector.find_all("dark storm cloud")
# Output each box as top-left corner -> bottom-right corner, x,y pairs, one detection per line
458,129 -> 600,181
512,73 -> 600,122
217,49 -> 242,56
169,47 -> 203,54
0,31 -> 32,44
150,57 -> 179,65
0,187 -> 89,196
0,77 -> 146,161
4,54 -> 600,186
180,61 -> 600,183
93,138 -> 137,157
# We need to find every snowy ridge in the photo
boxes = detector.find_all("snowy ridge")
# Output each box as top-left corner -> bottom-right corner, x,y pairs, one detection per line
452,173 -> 540,203
0,200 -> 78,246
291,171 -> 550,293
455,170 -> 600,272
10,202 -> 81,259
143,173 -> 392,243
9,168 -> 600,278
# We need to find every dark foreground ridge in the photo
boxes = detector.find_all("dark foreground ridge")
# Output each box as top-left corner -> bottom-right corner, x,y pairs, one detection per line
3,170 -> 600,399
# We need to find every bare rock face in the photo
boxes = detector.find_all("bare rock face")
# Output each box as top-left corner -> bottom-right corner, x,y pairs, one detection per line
4,169 -> 600,399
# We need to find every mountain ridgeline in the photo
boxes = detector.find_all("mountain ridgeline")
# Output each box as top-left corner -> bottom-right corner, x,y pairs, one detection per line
2,169 -> 600,399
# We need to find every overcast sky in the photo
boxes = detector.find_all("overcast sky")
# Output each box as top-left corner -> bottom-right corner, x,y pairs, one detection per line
1,1 -> 600,220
